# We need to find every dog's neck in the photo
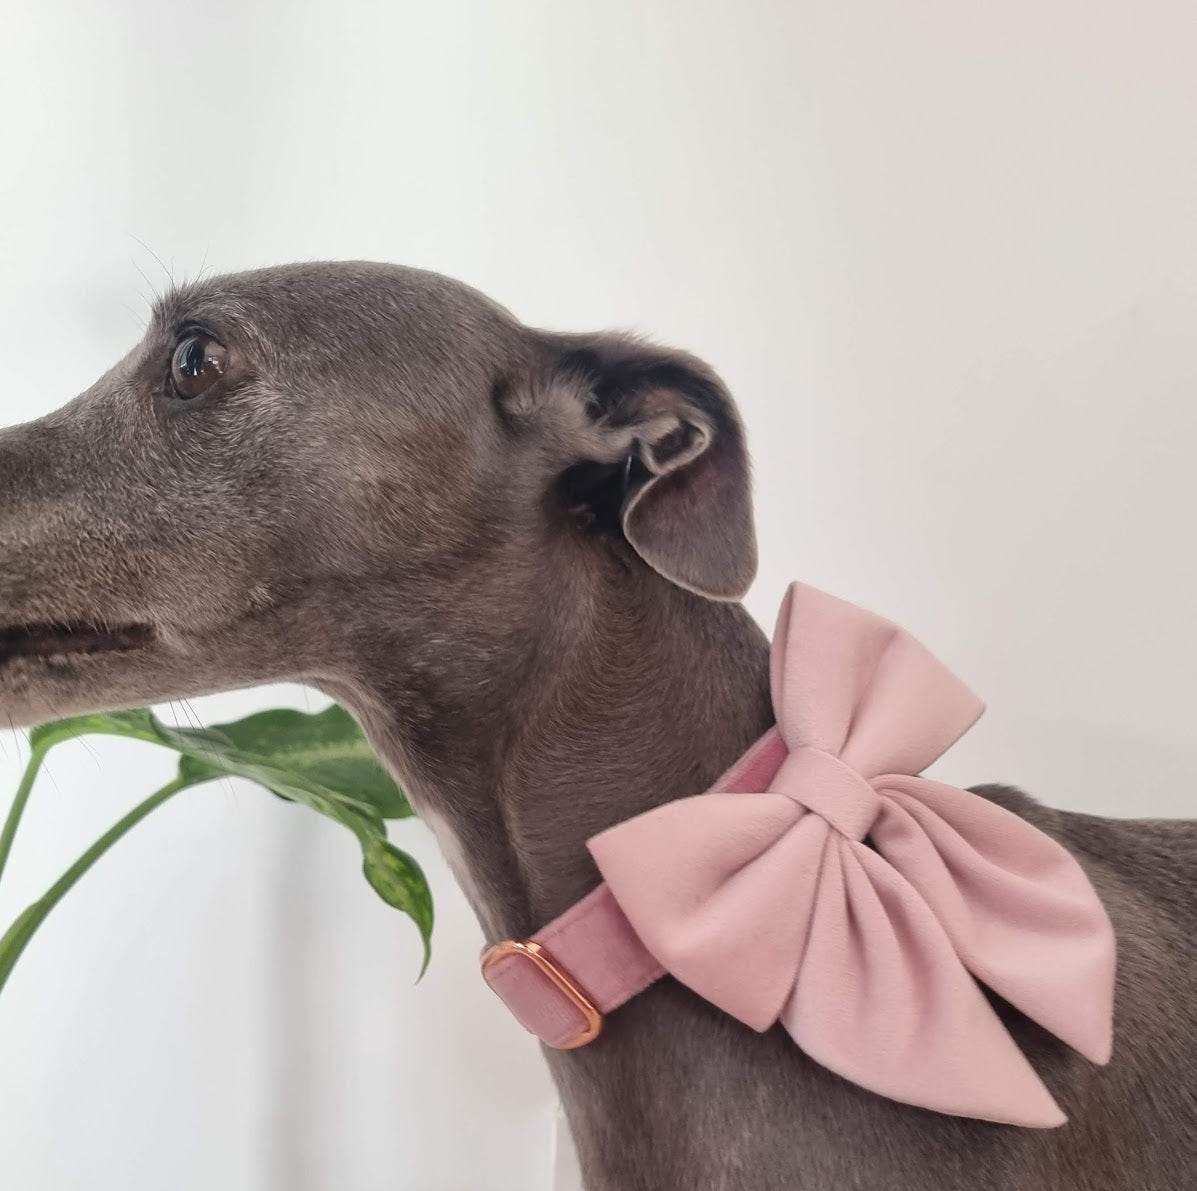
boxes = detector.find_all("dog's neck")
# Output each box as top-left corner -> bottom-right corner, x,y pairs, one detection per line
330,576 -> 780,1188
335,567 -> 773,942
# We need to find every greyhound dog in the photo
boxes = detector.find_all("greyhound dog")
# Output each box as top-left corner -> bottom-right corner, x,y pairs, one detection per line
1,262 -> 1194,1190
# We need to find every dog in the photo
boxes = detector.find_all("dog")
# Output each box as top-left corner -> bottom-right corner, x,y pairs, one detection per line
2,262 -> 1194,1189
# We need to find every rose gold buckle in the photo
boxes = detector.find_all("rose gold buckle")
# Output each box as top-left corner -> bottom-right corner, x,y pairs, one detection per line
481,939 -> 604,1050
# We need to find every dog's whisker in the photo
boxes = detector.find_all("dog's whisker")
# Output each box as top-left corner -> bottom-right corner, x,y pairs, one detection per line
119,302 -> 149,333
128,234 -> 175,293
0,715 -> 25,766
130,258 -> 161,307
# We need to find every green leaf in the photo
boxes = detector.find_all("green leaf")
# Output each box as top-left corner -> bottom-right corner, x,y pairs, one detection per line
170,705 -> 413,821
28,708 -> 164,754
363,839 -> 434,976
6,702 -> 432,980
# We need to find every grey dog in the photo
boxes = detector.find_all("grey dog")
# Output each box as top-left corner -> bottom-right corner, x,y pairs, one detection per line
1,262 -> 1194,1190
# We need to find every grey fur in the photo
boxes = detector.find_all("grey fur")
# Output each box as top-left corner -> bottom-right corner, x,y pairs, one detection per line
1,262 -> 1193,1190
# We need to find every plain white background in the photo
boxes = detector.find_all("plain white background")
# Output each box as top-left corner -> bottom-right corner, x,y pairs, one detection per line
1,3 -> 1194,1189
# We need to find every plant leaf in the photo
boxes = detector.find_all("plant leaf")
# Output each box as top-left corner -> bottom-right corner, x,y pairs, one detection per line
28,709 -> 164,755
16,702 -> 431,971
363,839 -> 434,975
168,705 -> 413,820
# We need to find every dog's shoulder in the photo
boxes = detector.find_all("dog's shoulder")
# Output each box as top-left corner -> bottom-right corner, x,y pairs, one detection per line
967,781 -> 1049,820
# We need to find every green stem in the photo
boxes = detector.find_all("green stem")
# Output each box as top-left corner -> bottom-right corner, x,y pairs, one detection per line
0,747 -> 47,888
0,775 -> 190,996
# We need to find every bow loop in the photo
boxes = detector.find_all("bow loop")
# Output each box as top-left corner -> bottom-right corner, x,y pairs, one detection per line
773,747 -> 881,841
770,583 -> 985,777
589,582 -> 1116,1128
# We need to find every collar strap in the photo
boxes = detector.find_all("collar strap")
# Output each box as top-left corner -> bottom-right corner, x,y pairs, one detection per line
482,885 -> 662,1050
480,582 -> 1116,1128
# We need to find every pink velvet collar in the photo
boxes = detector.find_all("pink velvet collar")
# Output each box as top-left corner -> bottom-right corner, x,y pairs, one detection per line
483,582 -> 1116,1128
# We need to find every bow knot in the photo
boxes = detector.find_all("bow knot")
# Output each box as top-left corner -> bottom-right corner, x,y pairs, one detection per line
774,747 -> 881,841
589,582 -> 1116,1128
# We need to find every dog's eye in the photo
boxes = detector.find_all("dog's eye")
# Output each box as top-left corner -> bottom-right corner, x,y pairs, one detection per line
170,334 -> 227,400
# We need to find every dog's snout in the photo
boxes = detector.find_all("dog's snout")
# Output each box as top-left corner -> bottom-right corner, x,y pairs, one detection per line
0,419 -> 70,515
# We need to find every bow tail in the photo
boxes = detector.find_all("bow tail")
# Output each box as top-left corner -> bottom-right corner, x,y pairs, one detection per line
779,838 -> 1067,1128
870,777 -> 1116,1065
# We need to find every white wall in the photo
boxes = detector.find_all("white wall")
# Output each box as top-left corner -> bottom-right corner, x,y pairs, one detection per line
1,3 -> 1194,1189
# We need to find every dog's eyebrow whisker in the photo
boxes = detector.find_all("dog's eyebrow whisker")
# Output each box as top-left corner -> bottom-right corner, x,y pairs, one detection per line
121,305 -> 149,333
128,234 -> 175,292
130,258 -> 162,308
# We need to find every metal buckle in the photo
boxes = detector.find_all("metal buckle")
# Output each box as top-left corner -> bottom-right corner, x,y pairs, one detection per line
481,939 -> 604,1050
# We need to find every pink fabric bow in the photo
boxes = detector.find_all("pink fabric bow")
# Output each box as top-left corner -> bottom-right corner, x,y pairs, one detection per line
589,583 -> 1116,1127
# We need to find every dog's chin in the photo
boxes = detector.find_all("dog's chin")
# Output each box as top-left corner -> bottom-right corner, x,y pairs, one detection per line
0,622 -> 161,728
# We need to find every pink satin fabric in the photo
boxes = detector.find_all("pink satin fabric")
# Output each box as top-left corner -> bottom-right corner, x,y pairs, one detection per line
588,583 -> 1116,1127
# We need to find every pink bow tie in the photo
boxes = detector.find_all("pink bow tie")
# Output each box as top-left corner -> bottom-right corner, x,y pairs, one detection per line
484,583 -> 1116,1128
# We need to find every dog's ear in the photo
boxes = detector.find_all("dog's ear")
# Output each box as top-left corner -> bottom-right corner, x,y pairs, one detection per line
509,333 -> 757,601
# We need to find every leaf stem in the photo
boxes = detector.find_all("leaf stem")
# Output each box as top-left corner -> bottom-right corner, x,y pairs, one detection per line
0,775 -> 190,996
0,747 -> 47,888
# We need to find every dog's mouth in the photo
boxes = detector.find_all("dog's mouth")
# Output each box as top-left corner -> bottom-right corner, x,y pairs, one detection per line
0,622 -> 156,669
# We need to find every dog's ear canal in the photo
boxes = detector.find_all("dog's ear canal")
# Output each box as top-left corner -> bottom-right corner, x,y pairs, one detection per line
539,334 -> 758,601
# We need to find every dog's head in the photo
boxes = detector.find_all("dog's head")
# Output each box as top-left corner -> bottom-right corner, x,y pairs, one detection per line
0,262 -> 755,728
